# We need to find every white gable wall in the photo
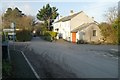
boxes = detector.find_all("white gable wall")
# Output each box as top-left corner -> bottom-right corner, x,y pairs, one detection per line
76,23 -> 102,42
53,22 -> 62,39
53,22 -> 60,32
61,21 -> 71,41
70,11 -> 94,31
85,24 -> 102,42
53,21 -> 71,41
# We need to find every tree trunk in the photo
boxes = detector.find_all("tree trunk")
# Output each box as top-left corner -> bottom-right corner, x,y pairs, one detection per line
47,18 -> 50,31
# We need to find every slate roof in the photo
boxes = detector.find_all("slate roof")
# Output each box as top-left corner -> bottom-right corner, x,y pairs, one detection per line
71,22 -> 98,32
55,11 -> 83,23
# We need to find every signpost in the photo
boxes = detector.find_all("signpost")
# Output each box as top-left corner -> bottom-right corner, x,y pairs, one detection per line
11,22 -> 16,50
11,22 -> 16,41
3,22 -> 16,41
3,29 -> 14,32
2,22 -> 16,62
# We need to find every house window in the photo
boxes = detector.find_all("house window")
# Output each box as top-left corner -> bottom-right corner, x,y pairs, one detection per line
55,28 -> 59,31
93,30 -> 97,36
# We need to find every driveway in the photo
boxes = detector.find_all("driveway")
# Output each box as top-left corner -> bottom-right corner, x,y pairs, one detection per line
28,37 -> 118,78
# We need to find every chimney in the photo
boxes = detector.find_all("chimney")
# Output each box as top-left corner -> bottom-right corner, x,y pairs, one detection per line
69,10 -> 74,15
92,17 -> 94,20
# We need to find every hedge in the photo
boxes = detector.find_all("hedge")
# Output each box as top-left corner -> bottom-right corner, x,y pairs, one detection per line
16,30 -> 32,42
46,31 -> 57,38
42,31 -> 57,42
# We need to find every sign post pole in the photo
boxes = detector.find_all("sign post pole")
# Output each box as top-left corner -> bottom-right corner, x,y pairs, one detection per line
11,22 -> 16,50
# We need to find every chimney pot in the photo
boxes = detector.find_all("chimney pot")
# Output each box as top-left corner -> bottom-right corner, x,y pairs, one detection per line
70,10 -> 74,15
70,10 -> 73,13
92,17 -> 94,19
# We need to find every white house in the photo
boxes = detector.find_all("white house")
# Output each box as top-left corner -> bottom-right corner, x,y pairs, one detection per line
53,10 -> 102,43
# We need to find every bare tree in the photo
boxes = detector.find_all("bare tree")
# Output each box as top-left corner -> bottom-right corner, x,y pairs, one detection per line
104,6 -> 118,24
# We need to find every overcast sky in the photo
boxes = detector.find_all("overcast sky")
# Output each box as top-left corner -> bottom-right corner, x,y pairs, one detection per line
0,0 -> 119,23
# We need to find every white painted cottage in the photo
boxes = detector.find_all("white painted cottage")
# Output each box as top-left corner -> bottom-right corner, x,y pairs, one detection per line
53,11 -> 102,43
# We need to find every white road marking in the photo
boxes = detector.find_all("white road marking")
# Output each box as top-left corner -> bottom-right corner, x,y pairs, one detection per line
103,54 -> 107,56
110,49 -> 118,52
16,50 -> 40,80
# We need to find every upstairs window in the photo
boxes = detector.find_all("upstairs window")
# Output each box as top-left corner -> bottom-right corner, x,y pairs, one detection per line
93,30 -> 97,36
55,28 -> 59,31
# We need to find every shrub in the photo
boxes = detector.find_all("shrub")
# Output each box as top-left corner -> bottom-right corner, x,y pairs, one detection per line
44,35 -> 52,42
42,31 -> 57,42
46,31 -> 57,40
16,29 -> 32,42
47,31 -> 57,38
44,32 -> 51,36
44,31 -> 52,42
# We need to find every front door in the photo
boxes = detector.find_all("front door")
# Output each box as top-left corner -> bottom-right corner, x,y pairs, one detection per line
72,32 -> 76,43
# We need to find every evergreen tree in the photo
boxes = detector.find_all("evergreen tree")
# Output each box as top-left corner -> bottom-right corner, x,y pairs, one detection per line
37,4 -> 59,31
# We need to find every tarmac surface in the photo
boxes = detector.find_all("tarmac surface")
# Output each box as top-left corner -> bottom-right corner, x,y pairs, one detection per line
8,37 -> 119,79
29,37 -> 118,78
9,45 -> 38,79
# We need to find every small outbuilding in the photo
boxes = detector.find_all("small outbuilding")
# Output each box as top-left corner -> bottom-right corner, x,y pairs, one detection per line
71,23 -> 102,43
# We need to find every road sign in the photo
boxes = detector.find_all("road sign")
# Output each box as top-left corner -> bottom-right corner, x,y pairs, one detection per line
3,22 -> 16,42
3,29 -> 14,32
11,22 -> 16,29
8,33 -> 16,35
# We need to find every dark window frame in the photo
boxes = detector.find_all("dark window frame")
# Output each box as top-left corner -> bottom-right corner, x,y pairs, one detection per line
93,30 -> 97,36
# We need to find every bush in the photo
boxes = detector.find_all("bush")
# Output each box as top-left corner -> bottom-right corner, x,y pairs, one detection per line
42,31 -> 57,42
44,32 -> 51,36
43,32 -> 52,42
16,30 -> 32,42
44,36 -> 52,42
47,31 -> 57,38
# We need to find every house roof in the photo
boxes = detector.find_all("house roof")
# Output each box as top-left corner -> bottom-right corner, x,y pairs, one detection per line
71,22 -> 98,32
55,11 -> 83,23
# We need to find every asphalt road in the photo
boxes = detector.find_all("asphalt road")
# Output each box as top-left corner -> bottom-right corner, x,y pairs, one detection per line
9,48 -> 38,79
28,37 -> 118,78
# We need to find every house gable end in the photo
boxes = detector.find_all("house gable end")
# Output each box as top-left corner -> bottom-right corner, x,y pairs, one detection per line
70,11 -> 95,30
55,11 -> 82,23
